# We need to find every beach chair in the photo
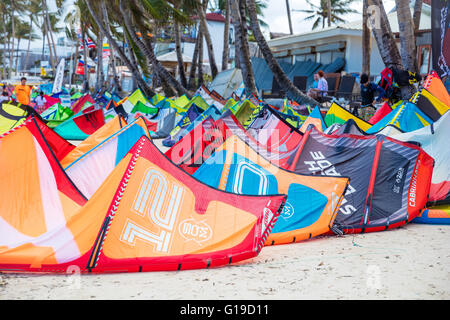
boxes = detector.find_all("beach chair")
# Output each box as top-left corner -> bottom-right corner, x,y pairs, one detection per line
293,76 -> 308,93
320,75 -> 355,104
262,76 -> 285,99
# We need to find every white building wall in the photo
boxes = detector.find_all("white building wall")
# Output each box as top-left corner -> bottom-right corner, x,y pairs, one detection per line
345,35 -> 388,76
182,20 -> 233,72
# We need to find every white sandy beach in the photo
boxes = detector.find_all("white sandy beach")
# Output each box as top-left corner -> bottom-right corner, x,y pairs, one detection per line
0,223 -> 449,300
1,140 -> 449,300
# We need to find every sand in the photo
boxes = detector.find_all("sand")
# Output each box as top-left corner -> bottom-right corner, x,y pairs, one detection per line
1,140 -> 449,300
0,223 -> 449,300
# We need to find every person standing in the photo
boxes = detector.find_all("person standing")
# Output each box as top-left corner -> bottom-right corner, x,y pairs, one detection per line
35,91 -> 47,113
0,87 -> 9,104
14,77 -> 32,106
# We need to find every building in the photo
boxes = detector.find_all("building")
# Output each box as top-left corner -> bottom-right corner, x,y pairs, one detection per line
153,12 -> 235,73
267,2 -> 432,77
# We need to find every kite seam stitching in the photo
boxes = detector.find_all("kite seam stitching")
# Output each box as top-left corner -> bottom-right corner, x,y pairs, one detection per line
93,139 -> 145,268
0,117 -> 32,139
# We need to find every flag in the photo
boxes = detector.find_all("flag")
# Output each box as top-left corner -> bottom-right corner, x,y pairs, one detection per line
102,43 -> 110,59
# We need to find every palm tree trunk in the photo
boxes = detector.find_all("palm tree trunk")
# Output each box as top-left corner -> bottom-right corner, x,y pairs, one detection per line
286,0 -> 293,34
174,20 -> 188,88
15,37 -> 21,73
246,0 -> 319,105
1,16 -> 7,79
24,15 -> 33,72
9,7 -> 15,78
188,29 -> 201,90
99,3 -> 122,94
367,0 -> 402,70
222,0 -> 231,71
123,30 -> 140,91
362,0 -> 371,75
87,0 -> 154,98
395,0 -> 418,72
43,0 -> 58,71
72,41 -> 79,84
41,4 -> 56,74
231,0 -> 257,95
232,6 -> 241,70
198,29 -> 204,88
327,0 -> 332,27
198,0 -> 219,79
118,0 -> 189,97
96,32 -> 104,92
413,0 -> 422,33
81,27 -> 90,92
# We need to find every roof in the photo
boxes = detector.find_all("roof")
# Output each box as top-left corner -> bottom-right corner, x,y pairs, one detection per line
191,12 -> 226,23
156,51 -> 193,64
268,3 -> 431,47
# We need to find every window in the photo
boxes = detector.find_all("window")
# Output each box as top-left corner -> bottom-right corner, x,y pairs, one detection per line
418,45 -> 431,75
319,51 -> 332,65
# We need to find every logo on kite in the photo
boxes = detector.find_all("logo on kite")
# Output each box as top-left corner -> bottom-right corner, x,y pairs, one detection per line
178,218 -> 213,245
280,201 -> 294,220
261,202 -> 274,237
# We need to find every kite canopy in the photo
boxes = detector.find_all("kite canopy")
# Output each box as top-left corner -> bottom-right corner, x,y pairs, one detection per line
422,71 -> 450,107
246,107 -> 303,155
412,88 -> 449,122
40,103 -> 74,128
54,108 -> 105,140
368,102 -> 392,125
71,94 -> 96,114
299,106 -> 327,133
193,135 -> 349,245
0,125 -> 286,272
64,117 -> 151,199
288,126 -> 434,234
0,102 -> 29,134
324,102 -> 373,131
60,115 -> 126,168
221,111 -> 300,169
162,104 -> 204,147
381,111 -> 450,207
165,116 -> 230,175
366,101 -> 433,134
413,205 -> 450,225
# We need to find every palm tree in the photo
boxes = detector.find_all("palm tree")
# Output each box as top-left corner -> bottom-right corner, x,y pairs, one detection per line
42,0 -> 58,73
246,0 -> 319,105
188,28 -> 201,90
198,0 -> 219,79
222,0 -> 231,70
296,0 -> 358,30
367,0 -> 417,99
367,0 -> 402,71
286,0 -> 293,35
14,20 -> 34,72
413,0 -> 422,33
84,0 -> 155,97
395,0 -> 417,72
362,0 -> 371,75
116,0 -> 192,97
172,1 -> 198,88
231,0 -> 256,95
23,0 -> 42,72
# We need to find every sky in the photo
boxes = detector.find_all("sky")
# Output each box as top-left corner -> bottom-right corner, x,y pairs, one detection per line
261,0 -> 397,35
27,0 -> 399,51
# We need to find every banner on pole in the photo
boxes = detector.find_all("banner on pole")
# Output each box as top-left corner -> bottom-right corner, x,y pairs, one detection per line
432,0 -> 450,78
52,58 -> 65,94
